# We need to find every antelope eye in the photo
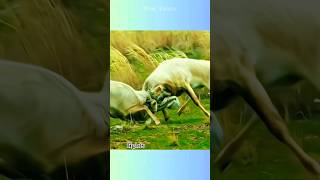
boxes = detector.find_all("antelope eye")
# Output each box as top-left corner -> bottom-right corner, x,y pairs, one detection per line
163,85 -> 170,91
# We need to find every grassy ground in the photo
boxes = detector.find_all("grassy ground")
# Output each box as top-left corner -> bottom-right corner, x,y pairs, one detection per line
111,99 -> 210,150
110,31 -> 210,150
213,118 -> 320,180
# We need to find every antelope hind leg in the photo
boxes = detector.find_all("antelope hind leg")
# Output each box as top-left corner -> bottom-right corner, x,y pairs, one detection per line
241,72 -> 320,176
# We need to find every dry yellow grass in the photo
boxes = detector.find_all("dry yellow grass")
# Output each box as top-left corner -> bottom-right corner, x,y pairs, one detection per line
111,31 -> 210,57
0,0 -> 106,91
110,46 -> 139,88
110,31 -> 210,87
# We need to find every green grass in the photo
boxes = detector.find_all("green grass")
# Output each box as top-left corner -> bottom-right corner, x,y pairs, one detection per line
110,99 -> 210,150
110,31 -> 211,150
213,118 -> 320,180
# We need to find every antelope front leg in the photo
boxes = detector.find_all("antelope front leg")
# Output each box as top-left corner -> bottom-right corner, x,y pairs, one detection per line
162,110 -> 169,121
241,72 -> 320,176
177,98 -> 190,116
185,83 -> 210,117
143,105 -> 161,125
128,105 -> 160,125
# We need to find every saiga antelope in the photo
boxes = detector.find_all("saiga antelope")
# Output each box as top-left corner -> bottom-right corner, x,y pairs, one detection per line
110,80 -> 159,125
143,58 -> 210,119
0,59 -> 107,177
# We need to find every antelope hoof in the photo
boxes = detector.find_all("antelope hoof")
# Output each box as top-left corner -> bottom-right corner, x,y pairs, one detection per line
154,119 -> 161,125
205,111 -> 210,117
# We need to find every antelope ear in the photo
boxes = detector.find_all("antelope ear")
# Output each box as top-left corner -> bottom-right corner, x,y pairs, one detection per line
154,85 -> 164,93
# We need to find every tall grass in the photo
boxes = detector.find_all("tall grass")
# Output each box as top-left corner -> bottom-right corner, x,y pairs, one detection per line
110,31 -> 210,88
110,46 -> 139,87
0,0 -> 106,91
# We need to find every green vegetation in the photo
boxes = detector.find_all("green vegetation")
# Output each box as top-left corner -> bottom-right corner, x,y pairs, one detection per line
111,99 -> 210,150
213,116 -> 320,179
110,31 -> 210,149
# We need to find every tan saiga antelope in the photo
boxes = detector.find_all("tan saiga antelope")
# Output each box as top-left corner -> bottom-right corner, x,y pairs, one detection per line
0,59 -> 107,177
110,80 -> 160,125
213,0 -> 320,176
143,58 -> 210,118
